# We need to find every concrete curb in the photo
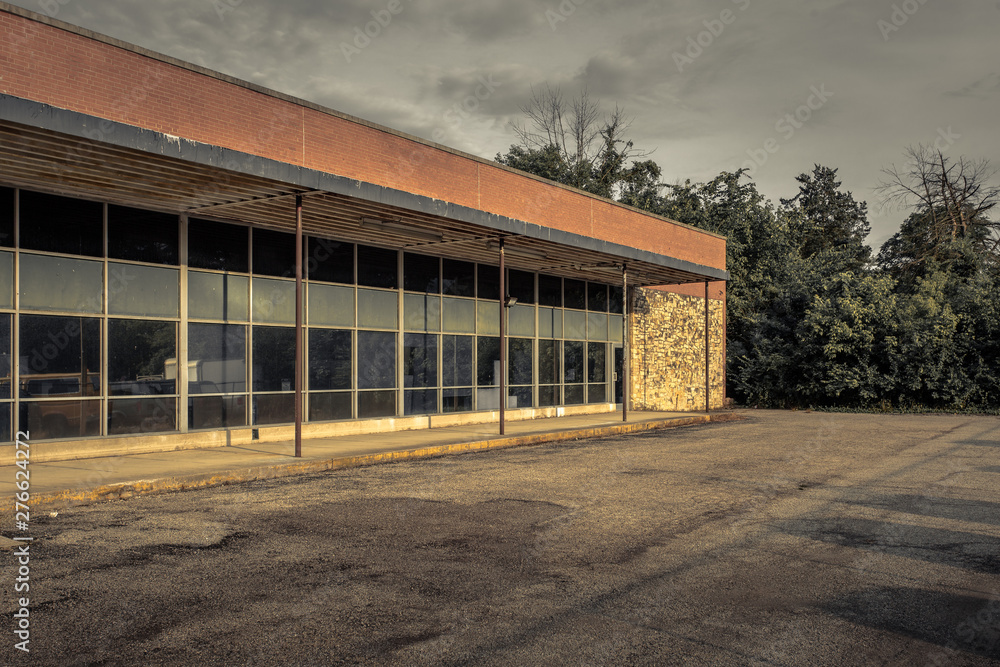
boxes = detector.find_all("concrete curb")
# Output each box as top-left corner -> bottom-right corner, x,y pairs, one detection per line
9,414 -> 742,512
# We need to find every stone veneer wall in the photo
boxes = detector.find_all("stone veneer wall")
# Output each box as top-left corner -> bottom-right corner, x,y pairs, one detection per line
630,287 -> 726,412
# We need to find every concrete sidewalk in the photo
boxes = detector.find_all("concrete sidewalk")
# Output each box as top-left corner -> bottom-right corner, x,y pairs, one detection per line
1,411 -> 734,512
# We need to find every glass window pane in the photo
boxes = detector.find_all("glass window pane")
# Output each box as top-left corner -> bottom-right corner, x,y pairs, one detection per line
609,285 -> 624,314
404,294 -> 440,331
539,275 -> 562,307
403,333 -> 438,388
252,326 -> 295,392
588,342 -> 606,383
0,314 -> 10,399
190,395 -> 246,429
477,301 -> 499,336
477,387 -> 500,410
588,312 -> 609,341
538,307 -> 562,339
508,304 -> 535,337
309,237 -> 354,284
189,271 -> 249,321
564,384 -> 584,405
309,329 -> 351,391
19,190 -> 103,257
404,389 -> 437,415
253,228 -> 296,278
564,279 -> 586,310
538,385 -> 559,407
442,297 -> 476,333
359,390 -> 396,418
252,277 -> 295,324
564,340 -> 584,384
108,205 -> 178,265
20,400 -> 101,439
539,340 -> 559,386
188,219 -> 248,272
309,392 -> 351,421
508,270 -> 534,304
357,245 -> 397,289
564,310 -> 587,340
188,323 -> 247,393
108,263 -> 179,318
20,254 -> 103,313
509,386 -> 532,409
0,404 -> 9,442
357,330 -> 396,389
588,385 -> 607,404
442,335 -> 473,387
0,251 -> 12,308
442,388 -> 472,413
477,337 -> 499,386
308,283 -> 354,327
109,320 -> 177,396
0,187 -> 13,247
588,283 -> 608,312
610,315 -> 624,343
509,338 -> 532,386
477,264 -> 499,300
108,397 -> 176,434
404,253 -> 440,293
357,289 -> 398,329
20,315 -> 101,394
254,393 -> 294,425
442,259 -> 474,297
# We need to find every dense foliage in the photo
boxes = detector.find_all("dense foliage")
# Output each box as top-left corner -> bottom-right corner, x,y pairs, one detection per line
497,129 -> 1000,410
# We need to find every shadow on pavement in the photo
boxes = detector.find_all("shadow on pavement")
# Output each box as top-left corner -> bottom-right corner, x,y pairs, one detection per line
840,494 -> 1000,527
820,587 -> 1000,661
776,518 -> 1000,575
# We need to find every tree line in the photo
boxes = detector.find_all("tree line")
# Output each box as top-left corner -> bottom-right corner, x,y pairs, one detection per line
496,88 -> 1000,411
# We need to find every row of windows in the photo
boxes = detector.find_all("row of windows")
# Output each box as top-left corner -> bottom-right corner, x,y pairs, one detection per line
0,187 -> 623,311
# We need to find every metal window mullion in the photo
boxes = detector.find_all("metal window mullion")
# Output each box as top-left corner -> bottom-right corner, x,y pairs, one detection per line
11,189 -> 19,439
178,215 -> 189,433
101,203 -> 109,436
396,249 -> 403,418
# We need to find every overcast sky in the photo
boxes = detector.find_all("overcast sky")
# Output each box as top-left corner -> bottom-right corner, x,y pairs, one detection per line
11,0 -> 999,249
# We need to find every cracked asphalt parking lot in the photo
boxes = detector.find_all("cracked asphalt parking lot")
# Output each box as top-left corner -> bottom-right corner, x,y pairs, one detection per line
3,410 -> 1000,666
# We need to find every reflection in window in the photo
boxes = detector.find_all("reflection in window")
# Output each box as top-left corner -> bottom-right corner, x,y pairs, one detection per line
403,333 -> 438,388
509,386 -> 532,409
538,385 -> 559,407
309,329 -> 351,391
108,205 -> 179,265
19,190 -> 103,257
508,304 -> 535,337
404,253 -> 440,293
357,289 -> 398,330
108,397 -> 176,434
404,389 -> 437,415
190,395 -> 246,429
254,393 -> 294,425
188,219 -> 249,272
538,274 -> 562,307
442,388 -> 473,413
564,341 -> 584,384
564,384 -> 584,405
0,187 -> 13,247
189,272 -> 248,321
309,392 -> 351,421
19,315 -> 101,395
0,252 -> 11,309
588,385 -> 607,404
357,245 -> 397,289
442,335 -> 473,387
309,237 -> 354,284
442,297 -> 476,333
404,294 -> 440,331
538,307 -> 562,339
188,323 -> 247,394
109,320 -> 177,396
477,264 -> 499,300
588,283 -> 608,312
20,400 -> 101,440
0,404 -> 9,442
252,326 -> 295,392
476,337 -> 500,387
309,283 -> 354,327
539,340 -> 559,386
609,285 -> 624,314
442,259 -> 474,297
253,228 -> 296,277
477,301 -> 499,336
588,342 -> 606,383
19,254 -> 103,313
508,270 -> 535,304
564,310 -> 587,340
252,278 -> 295,324
509,338 -> 532,386
359,390 -> 396,418
564,279 -> 586,310
357,331 -> 396,389
0,314 -> 9,399
588,313 -> 609,341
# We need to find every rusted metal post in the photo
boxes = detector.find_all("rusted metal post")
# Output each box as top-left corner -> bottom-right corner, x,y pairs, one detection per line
498,238 -> 505,436
294,195 -> 303,457
705,280 -> 710,414
622,264 -> 628,423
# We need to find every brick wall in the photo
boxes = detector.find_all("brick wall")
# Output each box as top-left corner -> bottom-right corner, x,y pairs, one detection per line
630,287 -> 726,412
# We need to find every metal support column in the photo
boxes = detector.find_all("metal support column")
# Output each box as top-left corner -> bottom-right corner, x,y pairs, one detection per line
705,280 -> 710,414
723,283 -> 728,406
498,238 -> 506,436
622,264 -> 628,423
294,195 -> 303,457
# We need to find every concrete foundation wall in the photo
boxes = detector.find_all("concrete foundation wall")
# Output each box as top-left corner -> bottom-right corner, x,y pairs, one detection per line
630,287 -> 725,412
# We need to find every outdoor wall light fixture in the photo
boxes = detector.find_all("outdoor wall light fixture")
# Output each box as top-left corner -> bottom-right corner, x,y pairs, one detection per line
504,295 -> 518,308
359,217 -> 443,242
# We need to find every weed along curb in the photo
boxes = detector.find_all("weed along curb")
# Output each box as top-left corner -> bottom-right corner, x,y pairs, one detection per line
3,414 -> 741,513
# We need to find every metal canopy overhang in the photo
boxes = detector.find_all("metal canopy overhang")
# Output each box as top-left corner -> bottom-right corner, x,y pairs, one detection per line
0,95 -> 728,286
